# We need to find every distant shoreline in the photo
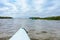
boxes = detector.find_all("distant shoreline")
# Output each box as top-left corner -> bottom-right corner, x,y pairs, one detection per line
0,16 -> 13,19
29,16 -> 60,20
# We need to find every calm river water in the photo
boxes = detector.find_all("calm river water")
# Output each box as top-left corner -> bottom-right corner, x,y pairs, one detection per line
0,19 -> 60,40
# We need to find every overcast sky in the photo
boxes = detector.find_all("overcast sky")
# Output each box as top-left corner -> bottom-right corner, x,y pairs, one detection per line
0,0 -> 60,18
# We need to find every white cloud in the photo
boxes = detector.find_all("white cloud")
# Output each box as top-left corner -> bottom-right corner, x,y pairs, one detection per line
30,0 -> 44,12
15,0 -> 60,17
0,0 -> 17,17
44,0 -> 60,14
0,7 -> 8,11
0,0 -> 60,18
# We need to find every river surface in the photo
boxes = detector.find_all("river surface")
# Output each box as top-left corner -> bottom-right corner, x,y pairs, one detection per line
0,19 -> 60,40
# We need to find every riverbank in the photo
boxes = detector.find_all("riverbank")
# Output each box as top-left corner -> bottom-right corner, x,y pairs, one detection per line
0,16 -> 13,19
29,16 -> 60,20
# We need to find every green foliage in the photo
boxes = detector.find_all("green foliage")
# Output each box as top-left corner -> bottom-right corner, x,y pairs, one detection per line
29,16 -> 60,20
0,16 -> 13,19
43,16 -> 60,20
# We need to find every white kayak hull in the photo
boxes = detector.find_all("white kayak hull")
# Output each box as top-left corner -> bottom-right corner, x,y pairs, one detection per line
9,28 -> 30,40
